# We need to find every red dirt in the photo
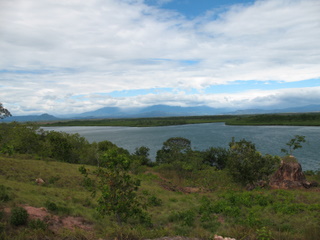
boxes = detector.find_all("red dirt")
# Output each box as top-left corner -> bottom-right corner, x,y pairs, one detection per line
5,205 -> 93,232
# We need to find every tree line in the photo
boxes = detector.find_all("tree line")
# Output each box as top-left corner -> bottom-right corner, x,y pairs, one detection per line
0,122 -> 289,186
1,121 -> 307,226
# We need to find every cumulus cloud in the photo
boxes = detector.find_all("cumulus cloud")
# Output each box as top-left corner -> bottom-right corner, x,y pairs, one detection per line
0,0 -> 319,115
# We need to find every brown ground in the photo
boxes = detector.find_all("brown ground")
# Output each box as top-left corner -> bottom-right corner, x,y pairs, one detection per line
4,205 -> 93,232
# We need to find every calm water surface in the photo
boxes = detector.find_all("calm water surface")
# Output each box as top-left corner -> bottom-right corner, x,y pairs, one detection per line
42,123 -> 320,171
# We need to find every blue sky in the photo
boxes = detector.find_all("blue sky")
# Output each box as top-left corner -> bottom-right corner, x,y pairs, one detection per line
145,0 -> 254,18
0,0 -> 320,115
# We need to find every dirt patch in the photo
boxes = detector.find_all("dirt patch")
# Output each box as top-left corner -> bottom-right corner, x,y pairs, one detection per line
24,205 -> 49,220
5,205 -> 93,232
145,237 -> 201,240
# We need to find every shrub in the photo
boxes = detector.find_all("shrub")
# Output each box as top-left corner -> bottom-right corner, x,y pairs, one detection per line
10,207 -> 29,226
147,195 -> 163,207
45,201 -> 58,212
203,147 -> 229,169
80,149 -> 150,226
0,185 -> 10,202
28,219 -> 48,230
227,138 -> 280,185
256,226 -> 273,240
168,210 -> 195,227
156,137 -> 191,164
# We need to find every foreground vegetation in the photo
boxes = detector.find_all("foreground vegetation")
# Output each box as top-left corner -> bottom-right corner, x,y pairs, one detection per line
1,122 -> 320,239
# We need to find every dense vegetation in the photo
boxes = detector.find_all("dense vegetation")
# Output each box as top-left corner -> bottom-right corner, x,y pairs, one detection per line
225,113 -> 320,126
40,112 -> 320,127
1,122 -> 320,239
44,115 -> 235,127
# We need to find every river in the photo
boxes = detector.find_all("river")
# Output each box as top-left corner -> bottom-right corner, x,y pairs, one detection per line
42,122 -> 320,171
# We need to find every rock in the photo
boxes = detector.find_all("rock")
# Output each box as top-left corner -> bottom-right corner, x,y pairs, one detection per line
269,157 -> 318,189
214,235 -> 236,240
35,178 -> 45,185
302,181 -> 319,189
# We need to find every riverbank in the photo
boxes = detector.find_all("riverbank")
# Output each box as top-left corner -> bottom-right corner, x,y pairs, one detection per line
42,113 -> 320,127
225,113 -> 320,126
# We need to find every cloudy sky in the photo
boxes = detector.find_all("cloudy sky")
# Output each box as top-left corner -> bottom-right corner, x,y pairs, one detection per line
1,0 -> 320,116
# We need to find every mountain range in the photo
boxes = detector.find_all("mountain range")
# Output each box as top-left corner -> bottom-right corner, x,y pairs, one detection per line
1,104 -> 320,123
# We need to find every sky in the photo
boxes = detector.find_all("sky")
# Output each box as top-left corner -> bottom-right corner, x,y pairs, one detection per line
1,0 -> 320,116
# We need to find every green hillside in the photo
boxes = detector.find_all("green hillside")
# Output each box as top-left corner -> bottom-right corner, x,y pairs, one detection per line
1,122 -> 320,239
1,155 -> 320,240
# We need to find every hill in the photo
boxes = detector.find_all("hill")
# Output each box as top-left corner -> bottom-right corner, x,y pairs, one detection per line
0,113 -> 60,123
1,154 -> 320,240
3,104 -> 320,123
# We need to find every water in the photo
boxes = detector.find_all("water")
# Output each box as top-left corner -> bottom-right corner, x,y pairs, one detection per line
42,123 -> 320,171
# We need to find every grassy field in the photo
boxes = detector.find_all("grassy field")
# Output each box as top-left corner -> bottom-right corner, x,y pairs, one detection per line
1,155 -> 320,240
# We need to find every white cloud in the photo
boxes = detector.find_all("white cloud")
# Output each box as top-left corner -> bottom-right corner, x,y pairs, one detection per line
0,0 -> 319,115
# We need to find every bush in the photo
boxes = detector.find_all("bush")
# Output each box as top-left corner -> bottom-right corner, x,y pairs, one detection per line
147,195 -> 162,207
168,210 -> 195,227
10,207 -> 29,226
80,149 -> 150,225
0,185 -> 10,202
44,201 -> 58,212
227,138 -> 280,185
28,219 -> 48,230
203,147 -> 229,169
256,226 -> 273,240
156,137 -> 191,164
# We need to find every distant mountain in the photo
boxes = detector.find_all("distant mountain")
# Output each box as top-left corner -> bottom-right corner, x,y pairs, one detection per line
3,104 -> 320,123
0,113 -> 60,123
229,104 -> 320,115
72,104 -> 230,118
278,104 -> 320,113
75,107 -> 124,118
136,105 -> 227,117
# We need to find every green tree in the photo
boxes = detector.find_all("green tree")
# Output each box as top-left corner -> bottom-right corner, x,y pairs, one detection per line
281,135 -> 306,155
203,147 -> 229,169
79,149 -> 150,226
227,138 -> 280,185
0,103 -> 11,119
43,131 -> 94,163
156,137 -> 191,164
0,122 -> 41,155
45,131 -> 75,162
133,146 -> 151,166
98,140 -> 129,155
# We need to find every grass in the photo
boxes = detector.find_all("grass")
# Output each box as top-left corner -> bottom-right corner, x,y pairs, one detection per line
1,155 -> 320,239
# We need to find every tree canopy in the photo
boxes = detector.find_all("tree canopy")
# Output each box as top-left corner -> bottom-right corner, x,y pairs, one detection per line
227,138 -> 280,185
0,103 -> 12,119
156,137 -> 191,164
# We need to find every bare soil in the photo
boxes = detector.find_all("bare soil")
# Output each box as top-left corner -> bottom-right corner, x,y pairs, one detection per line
5,205 -> 93,232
